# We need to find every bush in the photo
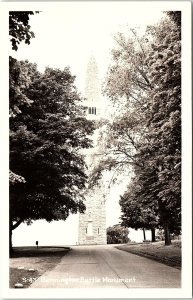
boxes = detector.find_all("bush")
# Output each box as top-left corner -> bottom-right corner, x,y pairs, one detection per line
107,224 -> 130,244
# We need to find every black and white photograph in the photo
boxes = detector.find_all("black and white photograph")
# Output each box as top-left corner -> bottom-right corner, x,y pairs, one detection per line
0,0 -> 192,298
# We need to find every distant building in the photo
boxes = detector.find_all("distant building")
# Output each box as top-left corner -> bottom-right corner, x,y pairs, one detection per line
78,56 -> 107,245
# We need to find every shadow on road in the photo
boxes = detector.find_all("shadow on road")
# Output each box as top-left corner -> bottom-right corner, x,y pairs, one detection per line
11,246 -> 71,258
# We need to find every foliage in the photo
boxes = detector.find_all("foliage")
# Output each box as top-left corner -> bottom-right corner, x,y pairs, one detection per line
145,14 -> 181,238
9,57 -> 38,117
89,28 -> 153,187
9,10 -> 38,188
165,11 -> 181,29
107,224 -> 129,244
9,170 -> 26,185
104,29 -> 152,106
9,11 -> 38,51
96,12 -> 181,245
120,179 -> 158,231
10,62 -> 95,231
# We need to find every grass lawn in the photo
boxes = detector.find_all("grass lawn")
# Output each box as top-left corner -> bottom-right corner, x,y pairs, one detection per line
10,246 -> 70,288
116,240 -> 181,269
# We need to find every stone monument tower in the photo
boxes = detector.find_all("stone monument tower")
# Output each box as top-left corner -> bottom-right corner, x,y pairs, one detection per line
78,56 -> 107,245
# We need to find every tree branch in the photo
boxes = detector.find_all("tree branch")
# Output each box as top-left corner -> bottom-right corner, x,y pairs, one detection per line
11,218 -> 24,230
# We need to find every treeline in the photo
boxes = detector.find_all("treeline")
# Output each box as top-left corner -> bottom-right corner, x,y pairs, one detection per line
92,12 -> 181,245
9,12 -> 94,252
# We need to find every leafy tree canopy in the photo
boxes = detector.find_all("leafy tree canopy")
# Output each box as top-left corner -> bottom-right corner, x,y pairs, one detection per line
9,11 -> 38,51
9,10 -> 38,185
107,224 -> 129,244
9,56 -> 38,117
94,12 -> 181,245
120,179 -> 159,231
10,61 -> 95,231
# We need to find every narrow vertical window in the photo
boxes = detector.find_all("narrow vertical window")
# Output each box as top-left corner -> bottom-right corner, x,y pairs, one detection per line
86,228 -> 87,234
98,228 -> 99,234
89,107 -> 91,114
87,222 -> 93,236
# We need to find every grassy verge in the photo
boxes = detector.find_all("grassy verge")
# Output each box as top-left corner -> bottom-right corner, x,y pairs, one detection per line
10,246 -> 70,288
116,240 -> 181,269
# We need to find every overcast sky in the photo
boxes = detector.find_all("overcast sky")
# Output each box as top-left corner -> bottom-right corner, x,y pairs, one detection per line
10,4 -> 164,93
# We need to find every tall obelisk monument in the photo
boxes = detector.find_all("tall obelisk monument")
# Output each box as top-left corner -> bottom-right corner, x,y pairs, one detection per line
78,56 -> 107,245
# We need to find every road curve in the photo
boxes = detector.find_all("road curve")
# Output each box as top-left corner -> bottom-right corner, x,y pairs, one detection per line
30,244 -> 181,288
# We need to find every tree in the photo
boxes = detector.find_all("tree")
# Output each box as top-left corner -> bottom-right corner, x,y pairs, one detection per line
94,12 -> 181,246
9,56 -> 38,117
9,57 -> 38,187
107,224 -> 129,244
119,13 -> 181,245
143,13 -> 181,245
89,32 -> 152,188
9,11 -> 38,51
166,11 -> 181,29
120,178 -> 158,242
9,62 -> 95,252
9,10 -> 38,183
9,58 -> 38,194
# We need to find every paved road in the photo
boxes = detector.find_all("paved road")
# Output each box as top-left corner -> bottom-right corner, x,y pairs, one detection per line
30,244 -> 181,288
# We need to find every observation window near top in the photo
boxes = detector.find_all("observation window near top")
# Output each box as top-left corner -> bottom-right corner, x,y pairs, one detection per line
88,107 -> 96,115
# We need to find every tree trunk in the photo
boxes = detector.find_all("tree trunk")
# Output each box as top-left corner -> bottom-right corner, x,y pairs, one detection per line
9,218 -> 24,257
9,222 -> 13,257
151,228 -> 156,242
164,223 -> 171,245
12,218 -> 24,230
143,228 -> 146,241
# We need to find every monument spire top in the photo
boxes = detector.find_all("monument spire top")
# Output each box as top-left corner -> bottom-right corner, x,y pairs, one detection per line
85,56 -> 101,118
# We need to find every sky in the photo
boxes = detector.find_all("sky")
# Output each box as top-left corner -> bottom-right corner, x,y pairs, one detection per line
10,3 -> 164,246
10,4 -> 164,93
